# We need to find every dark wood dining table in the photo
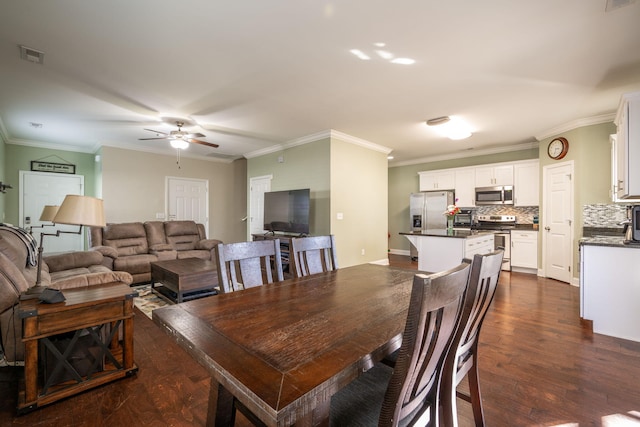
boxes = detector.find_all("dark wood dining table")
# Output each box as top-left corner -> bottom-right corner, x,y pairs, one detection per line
152,263 -> 417,426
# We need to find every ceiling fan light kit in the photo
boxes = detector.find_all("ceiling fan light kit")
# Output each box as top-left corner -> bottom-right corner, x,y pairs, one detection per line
138,120 -> 219,149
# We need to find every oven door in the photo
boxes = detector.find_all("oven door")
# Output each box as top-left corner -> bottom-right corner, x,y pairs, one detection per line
494,232 -> 511,271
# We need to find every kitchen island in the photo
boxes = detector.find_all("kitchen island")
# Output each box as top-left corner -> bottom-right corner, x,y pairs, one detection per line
580,235 -> 640,342
400,230 -> 495,273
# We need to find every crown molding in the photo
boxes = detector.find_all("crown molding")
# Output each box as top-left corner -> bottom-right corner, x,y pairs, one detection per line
5,137 -> 102,154
244,129 -> 392,159
389,141 -> 540,168
535,113 -> 615,141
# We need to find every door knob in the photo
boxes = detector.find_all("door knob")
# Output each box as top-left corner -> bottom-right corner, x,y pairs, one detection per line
545,226 -> 551,231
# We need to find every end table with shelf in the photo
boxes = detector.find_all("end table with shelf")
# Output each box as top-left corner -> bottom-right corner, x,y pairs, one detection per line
17,283 -> 138,414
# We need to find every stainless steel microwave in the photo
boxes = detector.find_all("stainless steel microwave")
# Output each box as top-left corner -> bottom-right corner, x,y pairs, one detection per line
475,185 -> 514,205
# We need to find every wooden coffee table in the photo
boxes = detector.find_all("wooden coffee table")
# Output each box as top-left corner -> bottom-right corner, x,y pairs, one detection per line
150,258 -> 218,303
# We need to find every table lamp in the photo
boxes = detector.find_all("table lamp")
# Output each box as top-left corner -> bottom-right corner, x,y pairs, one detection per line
33,195 -> 106,287
29,205 -> 59,234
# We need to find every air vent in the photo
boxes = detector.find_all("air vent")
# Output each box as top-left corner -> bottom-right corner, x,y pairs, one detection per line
19,45 -> 44,64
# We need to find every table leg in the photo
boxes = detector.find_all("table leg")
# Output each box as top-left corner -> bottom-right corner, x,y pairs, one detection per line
207,378 -> 235,426
22,317 -> 38,404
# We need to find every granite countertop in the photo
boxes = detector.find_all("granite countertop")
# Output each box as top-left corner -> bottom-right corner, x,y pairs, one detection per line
579,235 -> 640,248
400,229 -> 495,239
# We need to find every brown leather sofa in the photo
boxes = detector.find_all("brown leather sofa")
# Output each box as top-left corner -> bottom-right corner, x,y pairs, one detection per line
0,225 -> 133,365
89,220 -> 222,284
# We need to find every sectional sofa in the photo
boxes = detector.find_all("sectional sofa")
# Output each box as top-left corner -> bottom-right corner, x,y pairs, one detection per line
89,220 -> 222,285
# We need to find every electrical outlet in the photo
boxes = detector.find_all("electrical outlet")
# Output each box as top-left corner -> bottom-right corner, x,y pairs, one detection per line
361,248 -> 365,256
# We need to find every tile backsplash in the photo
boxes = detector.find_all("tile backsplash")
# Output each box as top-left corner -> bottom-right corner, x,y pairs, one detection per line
459,206 -> 539,224
583,203 -> 632,228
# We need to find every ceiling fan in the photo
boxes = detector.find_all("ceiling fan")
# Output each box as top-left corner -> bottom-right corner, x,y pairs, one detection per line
139,121 -> 219,149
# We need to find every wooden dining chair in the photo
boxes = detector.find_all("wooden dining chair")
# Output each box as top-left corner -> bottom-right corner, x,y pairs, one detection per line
289,235 -> 338,277
214,240 -> 284,293
330,261 -> 472,426
440,250 -> 504,427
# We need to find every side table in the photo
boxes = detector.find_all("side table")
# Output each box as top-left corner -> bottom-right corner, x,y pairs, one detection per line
17,282 -> 138,413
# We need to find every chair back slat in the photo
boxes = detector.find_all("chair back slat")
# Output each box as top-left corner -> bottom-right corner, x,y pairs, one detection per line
214,240 -> 284,293
290,235 -> 338,277
379,261 -> 471,427
441,249 -> 504,427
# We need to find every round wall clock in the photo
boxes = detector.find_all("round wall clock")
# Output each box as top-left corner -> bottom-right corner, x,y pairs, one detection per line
547,137 -> 569,160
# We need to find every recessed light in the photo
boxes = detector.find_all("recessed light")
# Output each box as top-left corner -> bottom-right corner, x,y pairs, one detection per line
387,155 -> 394,160
376,50 -> 394,60
391,58 -> 415,65
29,122 -> 43,128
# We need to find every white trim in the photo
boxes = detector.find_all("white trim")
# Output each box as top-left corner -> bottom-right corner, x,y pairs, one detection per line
390,141 -> 540,168
389,248 -> 410,256
535,113 -> 615,141
244,129 -> 392,159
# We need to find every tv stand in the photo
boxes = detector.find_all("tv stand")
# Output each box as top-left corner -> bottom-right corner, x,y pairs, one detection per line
252,233 -> 311,277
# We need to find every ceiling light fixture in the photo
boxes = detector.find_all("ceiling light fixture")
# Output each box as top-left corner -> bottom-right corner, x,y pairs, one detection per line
426,116 -> 472,140
376,50 -> 394,60
170,139 -> 189,149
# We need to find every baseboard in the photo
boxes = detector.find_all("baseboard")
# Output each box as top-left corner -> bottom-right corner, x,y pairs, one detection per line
389,248 -> 410,256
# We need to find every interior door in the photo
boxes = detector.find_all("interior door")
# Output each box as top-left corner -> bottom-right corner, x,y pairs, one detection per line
249,175 -> 272,239
543,161 -> 574,283
19,171 -> 84,254
167,177 -> 209,234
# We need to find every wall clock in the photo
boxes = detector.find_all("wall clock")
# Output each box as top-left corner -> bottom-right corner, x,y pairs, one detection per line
547,137 -> 569,160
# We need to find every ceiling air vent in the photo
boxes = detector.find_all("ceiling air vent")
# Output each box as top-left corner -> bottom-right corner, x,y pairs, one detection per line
19,45 -> 44,64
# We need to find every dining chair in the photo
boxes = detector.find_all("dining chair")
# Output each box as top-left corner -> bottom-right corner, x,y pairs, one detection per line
214,240 -> 284,293
330,260 -> 472,426
289,235 -> 338,277
440,249 -> 504,427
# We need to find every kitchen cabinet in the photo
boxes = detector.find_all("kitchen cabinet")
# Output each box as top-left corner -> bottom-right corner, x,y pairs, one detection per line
475,164 -> 513,187
514,160 -> 539,206
581,242 -> 640,342
402,231 -> 494,273
614,91 -> 640,199
419,170 -> 455,191
510,230 -> 538,271
454,168 -> 475,207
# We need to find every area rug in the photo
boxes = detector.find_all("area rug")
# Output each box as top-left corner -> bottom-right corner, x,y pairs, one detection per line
132,284 -> 173,319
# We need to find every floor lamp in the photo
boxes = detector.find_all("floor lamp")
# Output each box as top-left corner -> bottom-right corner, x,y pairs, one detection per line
34,195 -> 106,288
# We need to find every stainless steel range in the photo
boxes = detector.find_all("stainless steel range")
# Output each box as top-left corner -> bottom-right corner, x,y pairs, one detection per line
472,215 -> 516,270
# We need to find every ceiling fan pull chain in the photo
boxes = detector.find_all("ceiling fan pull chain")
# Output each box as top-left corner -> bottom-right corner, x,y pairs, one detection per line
176,148 -> 181,169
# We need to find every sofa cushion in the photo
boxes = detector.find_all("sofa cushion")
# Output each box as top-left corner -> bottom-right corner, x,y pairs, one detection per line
114,253 -> 159,274
176,250 -> 211,260
165,221 -> 200,251
44,251 -> 104,273
102,222 -> 149,256
50,268 -> 133,289
0,252 -> 27,313
144,221 -> 167,246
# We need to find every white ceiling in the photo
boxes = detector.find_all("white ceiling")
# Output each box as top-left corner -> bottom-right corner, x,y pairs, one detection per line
1,0 -> 639,165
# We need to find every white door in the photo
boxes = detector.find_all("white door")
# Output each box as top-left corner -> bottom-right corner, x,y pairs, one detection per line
249,175 -> 272,239
543,161 -> 574,283
19,171 -> 84,254
167,177 -> 208,234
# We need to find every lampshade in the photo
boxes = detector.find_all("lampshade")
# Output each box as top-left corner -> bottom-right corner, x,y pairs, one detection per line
39,205 -> 60,222
53,195 -> 106,227
170,139 -> 189,149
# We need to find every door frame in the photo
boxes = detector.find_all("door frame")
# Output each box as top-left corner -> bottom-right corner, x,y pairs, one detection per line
541,160 -> 576,285
248,175 -> 272,240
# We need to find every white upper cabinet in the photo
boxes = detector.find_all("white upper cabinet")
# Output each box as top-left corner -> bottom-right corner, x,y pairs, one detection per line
419,170 -> 455,191
475,164 -> 514,187
614,91 -> 640,199
514,160 -> 539,206
454,168 -> 476,207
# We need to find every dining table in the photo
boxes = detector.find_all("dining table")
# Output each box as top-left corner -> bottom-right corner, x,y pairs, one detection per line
152,263 -> 417,426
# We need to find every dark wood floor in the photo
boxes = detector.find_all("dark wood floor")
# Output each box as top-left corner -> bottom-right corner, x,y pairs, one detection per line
2,255 -> 640,426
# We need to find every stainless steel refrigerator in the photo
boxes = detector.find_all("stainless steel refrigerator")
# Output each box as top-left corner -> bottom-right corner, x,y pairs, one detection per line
409,190 -> 455,259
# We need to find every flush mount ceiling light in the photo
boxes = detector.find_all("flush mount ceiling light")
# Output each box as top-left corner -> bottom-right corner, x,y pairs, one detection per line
350,43 -> 415,65
426,116 -> 472,140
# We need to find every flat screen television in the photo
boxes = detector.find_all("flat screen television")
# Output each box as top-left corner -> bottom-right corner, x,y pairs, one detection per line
263,188 -> 310,235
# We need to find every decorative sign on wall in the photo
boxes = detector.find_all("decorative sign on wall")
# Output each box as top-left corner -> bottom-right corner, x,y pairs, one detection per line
30,161 -> 76,174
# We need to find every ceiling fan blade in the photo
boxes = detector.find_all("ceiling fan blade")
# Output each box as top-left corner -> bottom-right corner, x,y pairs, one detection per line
138,137 -> 169,140
187,132 -> 206,138
143,128 -> 168,135
189,139 -> 219,148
